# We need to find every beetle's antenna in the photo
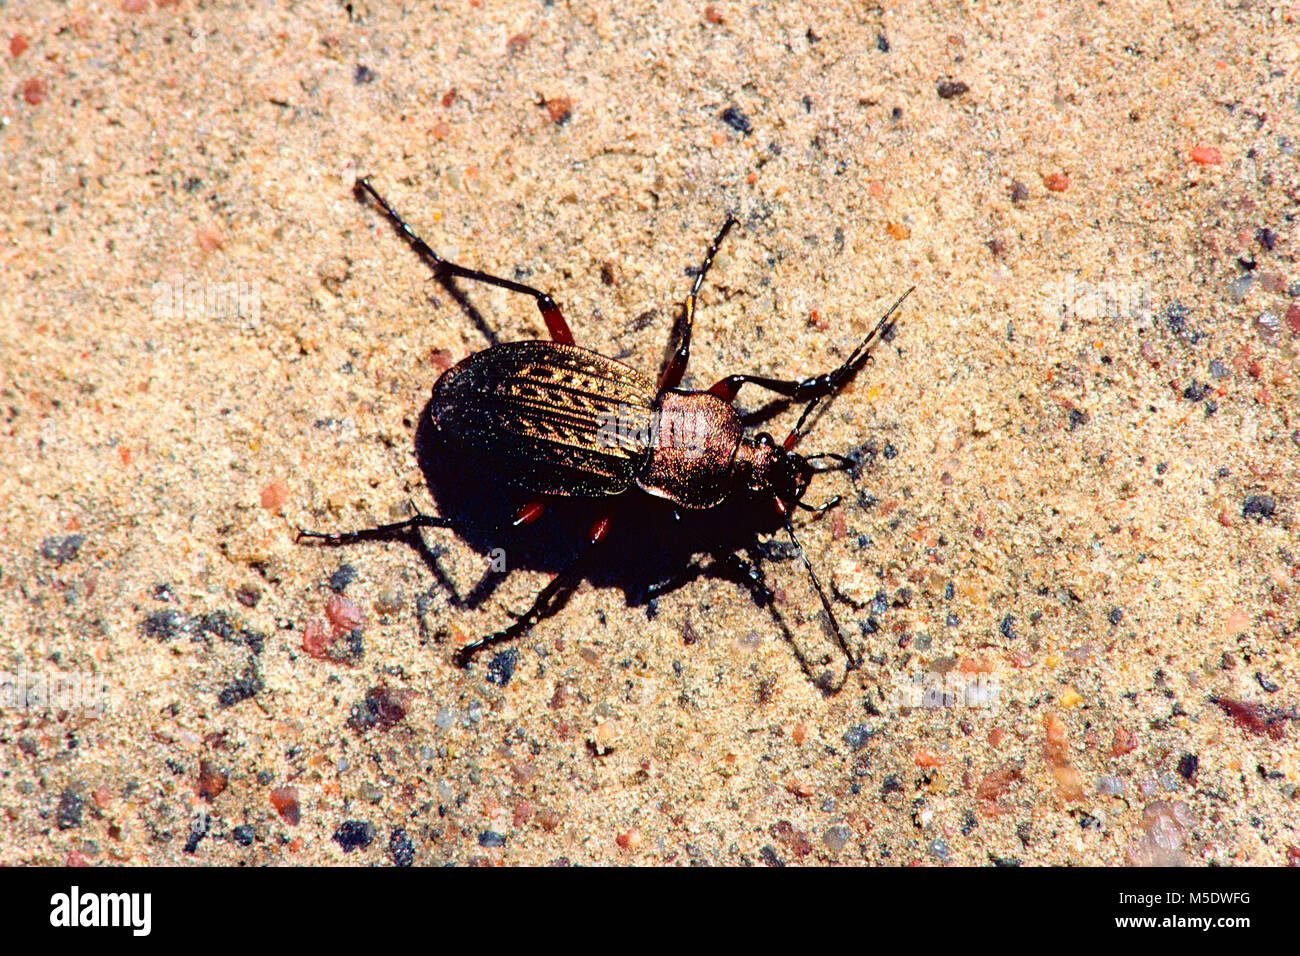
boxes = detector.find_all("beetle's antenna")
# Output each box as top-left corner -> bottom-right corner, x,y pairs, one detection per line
781,508 -> 859,669
784,286 -> 914,451
805,451 -> 867,503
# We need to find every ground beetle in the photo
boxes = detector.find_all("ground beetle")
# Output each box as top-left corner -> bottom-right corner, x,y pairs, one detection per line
300,179 -> 912,669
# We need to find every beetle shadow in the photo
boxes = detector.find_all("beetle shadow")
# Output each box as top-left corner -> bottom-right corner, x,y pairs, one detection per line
392,401 -> 855,693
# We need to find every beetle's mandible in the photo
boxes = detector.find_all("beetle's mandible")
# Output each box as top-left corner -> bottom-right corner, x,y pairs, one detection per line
299,178 -> 913,670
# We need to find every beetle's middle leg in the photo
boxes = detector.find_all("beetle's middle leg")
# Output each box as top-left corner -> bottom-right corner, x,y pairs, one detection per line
355,178 -> 575,345
658,216 -> 737,391
453,515 -> 611,667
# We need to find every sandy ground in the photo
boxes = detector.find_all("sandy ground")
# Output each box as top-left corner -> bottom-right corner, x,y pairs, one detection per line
1,1 -> 1297,867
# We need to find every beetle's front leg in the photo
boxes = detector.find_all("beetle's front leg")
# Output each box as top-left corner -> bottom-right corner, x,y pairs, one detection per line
658,216 -> 737,391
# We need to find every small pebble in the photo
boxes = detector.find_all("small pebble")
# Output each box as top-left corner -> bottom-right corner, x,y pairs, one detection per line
1228,275 -> 1254,301
325,593 -> 364,632
22,77 -> 46,105
1097,775 -> 1125,796
333,820 -> 374,852
720,106 -> 752,135
1254,312 -> 1281,346
328,564 -> 357,593
197,760 -> 228,801
1042,172 -> 1069,192
259,481 -> 289,511
822,825 -> 851,853
389,829 -> 415,867
1242,494 -> 1275,522
270,787 -> 300,825
40,534 -> 85,565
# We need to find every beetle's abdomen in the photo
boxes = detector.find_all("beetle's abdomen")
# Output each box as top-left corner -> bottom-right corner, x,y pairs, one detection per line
430,340 -> 657,497
635,390 -> 743,509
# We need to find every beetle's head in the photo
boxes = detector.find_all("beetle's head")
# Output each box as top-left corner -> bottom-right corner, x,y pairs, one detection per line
737,432 -> 814,505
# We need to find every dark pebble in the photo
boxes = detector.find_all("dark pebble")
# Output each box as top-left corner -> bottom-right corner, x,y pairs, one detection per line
348,685 -> 409,732
1000,614 -> 1017,640
759,845 -> 785,867
1068,408 -> 1089,430
1177,753 -> 1199,781
389,828 -> 415,867
183,814 -> 210,854
333,820 -> 375,852
876,34 -> 889,52
1182,380 -> 1208,402
56,787 -> 83,830
1109,607 -> 1124,625
486,648 -> 519,687
881,775 -> 902,796
232,825 -> 255,846
1242,495 -> 1276,522
842,724 -> 876,751
682,620 -> 700,645
936,80 -> 969,99
40,534 -> 85,565
216,664 -> 263,707
1010,181 -> 1029,204
354,64 -> 375,84
329,564 -> 358,593
720,106 -> 752,135
1257,227 -> 1277,251
478,830 -> 507,848
139,608 -> 193,641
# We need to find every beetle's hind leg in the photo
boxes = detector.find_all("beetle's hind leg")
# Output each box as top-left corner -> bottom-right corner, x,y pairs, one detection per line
453,515 -> 612,667
354,178 -> 575,345
296,512 -> 453,546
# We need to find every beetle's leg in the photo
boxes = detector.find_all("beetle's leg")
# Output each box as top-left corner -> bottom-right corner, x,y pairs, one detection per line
643,513 -> 774,606
775,501 -> 859,669
355,178 -> 575,345
511,500 -> 547,527
658,216 -> 737,391
453,516 -> 611,667
710,288 -> 914,447
296,513 -> 453,546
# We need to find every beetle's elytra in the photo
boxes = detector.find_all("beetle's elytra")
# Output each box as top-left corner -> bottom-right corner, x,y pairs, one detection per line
300,178 -> 912,671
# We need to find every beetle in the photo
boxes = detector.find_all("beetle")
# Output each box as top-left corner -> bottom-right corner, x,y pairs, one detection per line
300,178 -> 912,669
